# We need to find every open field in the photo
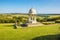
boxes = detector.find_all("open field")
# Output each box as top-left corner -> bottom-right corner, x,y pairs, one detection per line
0,23 -> 60,40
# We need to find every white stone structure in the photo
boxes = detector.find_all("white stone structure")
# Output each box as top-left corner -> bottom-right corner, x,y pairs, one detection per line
21,8 -> 43,27
28,8 -> 37,23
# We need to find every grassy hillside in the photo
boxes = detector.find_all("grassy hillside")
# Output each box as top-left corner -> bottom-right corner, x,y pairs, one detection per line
0,23 -> 60,40
0,13 -> 60,40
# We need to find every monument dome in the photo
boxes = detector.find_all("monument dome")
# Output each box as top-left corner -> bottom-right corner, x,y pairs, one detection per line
29,8 -> 36,14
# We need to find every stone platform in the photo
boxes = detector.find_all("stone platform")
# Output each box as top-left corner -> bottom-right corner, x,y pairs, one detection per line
21,22 -> 43,27
27,22 -> 43,27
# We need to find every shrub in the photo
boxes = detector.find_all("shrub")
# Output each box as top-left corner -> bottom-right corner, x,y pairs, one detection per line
42,21 -> 55,25
55,19 -> 60,23
37,17 -> 45,22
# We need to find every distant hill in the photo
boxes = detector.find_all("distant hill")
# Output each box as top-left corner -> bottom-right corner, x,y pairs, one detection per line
0,13 -> 60,17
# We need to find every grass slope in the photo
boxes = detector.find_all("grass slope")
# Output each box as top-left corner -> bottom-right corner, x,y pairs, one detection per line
0,23 -> 60,40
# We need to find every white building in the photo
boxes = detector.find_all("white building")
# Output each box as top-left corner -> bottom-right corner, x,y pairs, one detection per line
28,8 -> 37,23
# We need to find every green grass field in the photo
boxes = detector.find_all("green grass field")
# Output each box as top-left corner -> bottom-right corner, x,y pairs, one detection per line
0,23 -> 60,40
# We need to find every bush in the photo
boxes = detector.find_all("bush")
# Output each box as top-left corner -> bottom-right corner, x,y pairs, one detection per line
42,22 -> 55,25
37,17 -> 45,22
55,19 -> 60,23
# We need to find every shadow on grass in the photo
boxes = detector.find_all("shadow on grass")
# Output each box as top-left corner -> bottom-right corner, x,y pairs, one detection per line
32,34 -> 60,40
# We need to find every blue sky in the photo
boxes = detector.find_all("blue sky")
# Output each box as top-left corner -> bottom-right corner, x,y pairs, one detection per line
0,0 -> 60,14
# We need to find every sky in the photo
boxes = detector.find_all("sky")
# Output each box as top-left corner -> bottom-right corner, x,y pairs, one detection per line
0,0 -> 60,14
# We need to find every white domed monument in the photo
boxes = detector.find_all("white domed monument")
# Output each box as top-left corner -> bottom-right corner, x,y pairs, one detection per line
21,8 -> 43,27
28,8 -> 37,23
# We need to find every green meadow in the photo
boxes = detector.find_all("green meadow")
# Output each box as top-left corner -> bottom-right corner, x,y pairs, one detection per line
0,23 -> 60,40
0,14 -> 60,40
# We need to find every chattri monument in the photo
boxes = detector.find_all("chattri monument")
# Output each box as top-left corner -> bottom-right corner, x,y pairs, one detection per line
21,8 -> 43,27
28,8 -> 37,23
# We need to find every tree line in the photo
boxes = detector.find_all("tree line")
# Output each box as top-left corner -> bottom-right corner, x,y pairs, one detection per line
0,14 -> 60,24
